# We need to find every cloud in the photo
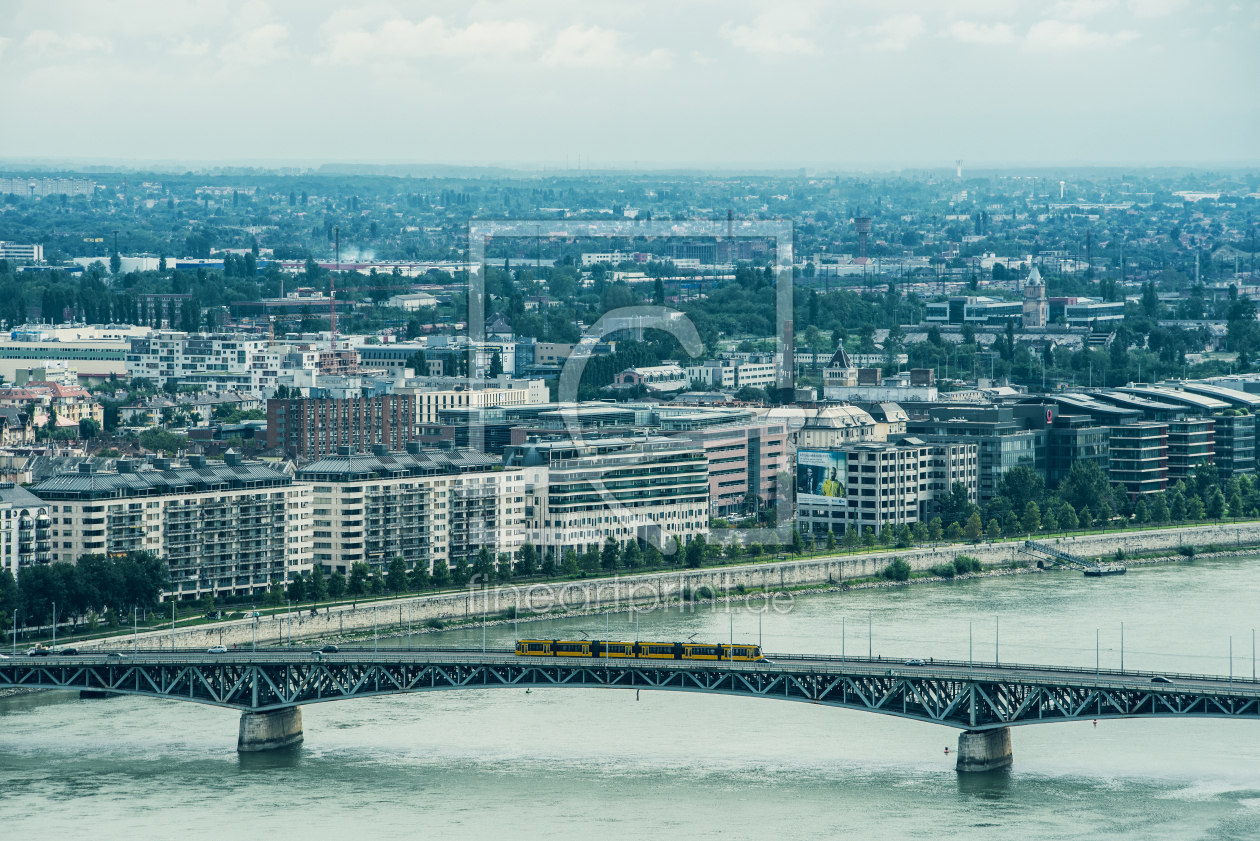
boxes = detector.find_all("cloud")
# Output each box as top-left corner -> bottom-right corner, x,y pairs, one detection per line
541,24 -> 671,69
1126,0 -> 1186,16
169,37 -> 210,58
855,15 -> 925,52
218,23 -> 290,66
319,16 -> 538,65
720,21 -> 817,57
945,21 -> 1019,44
23,30 -> 112,55
1024,19 -> 1139,50
1050,0 -> 1116,19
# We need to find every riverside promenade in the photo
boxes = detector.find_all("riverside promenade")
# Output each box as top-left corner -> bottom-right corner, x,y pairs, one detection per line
72,521 -> 1260,653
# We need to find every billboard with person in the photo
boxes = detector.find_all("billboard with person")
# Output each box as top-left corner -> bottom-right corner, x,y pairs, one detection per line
797,450 -> 846,500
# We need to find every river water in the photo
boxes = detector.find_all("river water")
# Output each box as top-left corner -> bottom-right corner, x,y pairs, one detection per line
4,556 -> 1260,840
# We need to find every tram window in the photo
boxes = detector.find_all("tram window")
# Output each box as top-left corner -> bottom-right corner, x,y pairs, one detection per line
528,643 -> 546,651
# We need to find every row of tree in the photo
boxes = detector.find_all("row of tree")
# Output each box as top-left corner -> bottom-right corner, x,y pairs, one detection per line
0,552 -> 170,642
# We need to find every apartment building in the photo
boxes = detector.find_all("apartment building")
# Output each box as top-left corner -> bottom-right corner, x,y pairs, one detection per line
796,437 -> 978,537
403,376 -> 549,425
904,403 -> 1047,504
505,436 -> 709,559
295,444 -> 524,573
0,482 -> 51,579
664,421 -> 787,516
31,453 -> 311,601
685,358 -> 778,391
268,394 -> 418,461
126,331 -> 357,392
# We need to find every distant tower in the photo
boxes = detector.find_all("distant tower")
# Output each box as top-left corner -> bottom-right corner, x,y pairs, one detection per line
1060,181 -> 1065,199
855,217 -> 872,259
1022,265 -> 1048,328
956,160 -> 963,178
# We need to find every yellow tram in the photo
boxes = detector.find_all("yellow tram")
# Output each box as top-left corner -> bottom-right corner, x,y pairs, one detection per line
515,639 -> 765,661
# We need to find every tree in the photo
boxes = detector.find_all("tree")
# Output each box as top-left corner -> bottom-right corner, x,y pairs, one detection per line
685,536 -> 705,569
842,528 -> 860,551
825,530 -> 837,552
1150,495 -> 1169,524
940,481 -> 976,527
287,573 -> 307,603
347,562 -> 370,596
883,558 -> 911,582
1042,506 -> 1059,534
912,521 -> 928,544
928,517 -> 943,542
601,539 -> 621,572
1207,488 -> 1226,521
1079,507 -> 1093,530
946,522 -> 964,542
431,558 -> 451,589
791,528 -> 805,555
450,556 -> 471,587
986,518 -> 1002,541
1021,501 -> 1041,535
327,570 -> 346,599
516,542 -> 538,577
386,557 -> 409,593
998,466 -> 1044,513
1059,461 -> 1112,515
1060,503 -> 1079,531
110,252 -> 121,275
308,564 -> 327,603
1003,510 -> 1021,537
1186,495 -> 1205,520
409,561 -> 431,591
488,351 -> 503,378
964,511 -> 983,543
539,552 -> 557,578
561,549 -> 579,576
862,527 -> 877,547
1228,491 -> 1244,520
79,418 -> 100,439
622,539 -> 641,569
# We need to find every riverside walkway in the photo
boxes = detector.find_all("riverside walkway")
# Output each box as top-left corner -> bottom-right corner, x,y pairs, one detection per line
4,647 -> 1258,769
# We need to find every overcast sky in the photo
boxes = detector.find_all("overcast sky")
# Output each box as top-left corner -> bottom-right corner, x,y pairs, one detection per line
2,1 -> 1257,170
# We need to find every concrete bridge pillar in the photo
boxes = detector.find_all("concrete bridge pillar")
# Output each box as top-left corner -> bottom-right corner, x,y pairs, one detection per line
238,707 -> 304,752
955,727 -> 1012,772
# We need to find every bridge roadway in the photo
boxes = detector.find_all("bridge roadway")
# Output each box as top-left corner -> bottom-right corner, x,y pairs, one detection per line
4,648 -> 1258,768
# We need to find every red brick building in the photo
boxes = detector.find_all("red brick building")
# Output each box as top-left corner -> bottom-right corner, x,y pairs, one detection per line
267,395 -> 417,461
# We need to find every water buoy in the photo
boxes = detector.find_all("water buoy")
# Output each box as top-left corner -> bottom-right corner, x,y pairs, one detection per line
944,747 -> 950,754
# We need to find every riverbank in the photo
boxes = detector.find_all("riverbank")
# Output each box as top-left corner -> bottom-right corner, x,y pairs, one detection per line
53,522 -> 1260,652
325,545 -> 1260,646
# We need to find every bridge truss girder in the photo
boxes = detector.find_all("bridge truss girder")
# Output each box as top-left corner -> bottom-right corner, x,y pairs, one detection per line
3,658 -> 1259,731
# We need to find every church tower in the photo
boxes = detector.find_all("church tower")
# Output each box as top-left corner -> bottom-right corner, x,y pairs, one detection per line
1022,265 -> 1048,328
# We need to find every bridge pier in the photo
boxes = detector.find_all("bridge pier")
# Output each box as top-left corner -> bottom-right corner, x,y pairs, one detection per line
237,707 -> 303,752
955,727 -> 1012,772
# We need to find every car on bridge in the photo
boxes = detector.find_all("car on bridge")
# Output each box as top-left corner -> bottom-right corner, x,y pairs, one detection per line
207,645 -> 228,654
25,646 -> 51,657
57,648 -> 79,656
904,659 -> 925,666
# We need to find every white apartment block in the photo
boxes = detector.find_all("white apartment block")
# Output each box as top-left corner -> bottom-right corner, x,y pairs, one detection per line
295,444 -> 526,574
505,436 -> 709,560
403,377 -> 549,425
31,453 -> 312,600
0,482 -> 51,580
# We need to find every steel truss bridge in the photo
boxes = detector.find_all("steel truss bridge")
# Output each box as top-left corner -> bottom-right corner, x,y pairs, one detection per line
3,649 -> 1260,731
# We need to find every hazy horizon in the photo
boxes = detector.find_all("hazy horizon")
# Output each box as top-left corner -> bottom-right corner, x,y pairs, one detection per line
2,1 -> 1257,168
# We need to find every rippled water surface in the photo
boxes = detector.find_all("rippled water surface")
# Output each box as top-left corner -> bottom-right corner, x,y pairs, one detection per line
4,556 -> 1260,840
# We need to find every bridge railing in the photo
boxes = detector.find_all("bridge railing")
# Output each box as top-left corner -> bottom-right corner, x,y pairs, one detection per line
7,646 -> 1260,689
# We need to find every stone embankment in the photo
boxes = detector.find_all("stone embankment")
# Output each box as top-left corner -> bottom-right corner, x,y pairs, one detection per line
78,522 -> 1260,651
